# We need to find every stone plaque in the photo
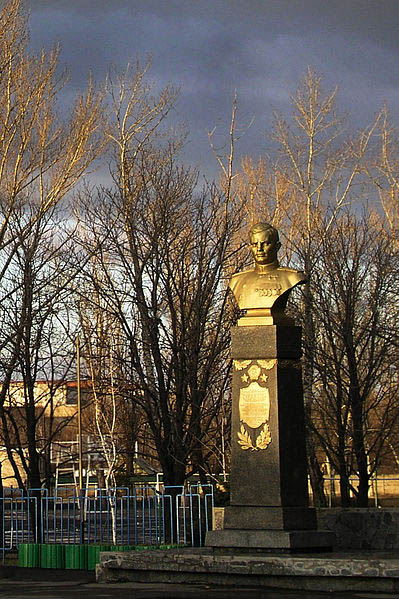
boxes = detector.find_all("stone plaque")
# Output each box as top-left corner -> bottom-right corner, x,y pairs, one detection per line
239,382 -> 270,429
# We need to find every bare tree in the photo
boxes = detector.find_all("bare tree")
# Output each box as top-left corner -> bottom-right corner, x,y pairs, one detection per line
70,64 -> 244,495
0,0 -> 105,498
79,142 -> 241,489
309,211 -> 399,506
369,104 -> 399,251
0,204 -> 88,490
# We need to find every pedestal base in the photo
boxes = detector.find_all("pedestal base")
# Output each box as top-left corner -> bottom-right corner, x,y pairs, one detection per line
223,506 -> 317,530
205,528 -> 333,552
214,325 -> 334,554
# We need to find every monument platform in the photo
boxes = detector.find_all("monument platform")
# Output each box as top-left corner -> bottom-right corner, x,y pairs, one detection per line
206,505 -> 333,552
205,325 -> 333,552
96,547 -> 399,592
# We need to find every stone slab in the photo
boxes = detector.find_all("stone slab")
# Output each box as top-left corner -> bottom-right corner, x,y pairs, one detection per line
96,548 -> 399,592
223,506 -> 317,530
231,325 -> 302,360
205,529 -> 333,551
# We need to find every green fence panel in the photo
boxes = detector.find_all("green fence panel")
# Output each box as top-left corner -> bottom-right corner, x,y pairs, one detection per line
40,544 -> 65,569
18,543 -> 41,568
18,542 -> 178,570
64,544 -> 88,570
87,544 -> 111,571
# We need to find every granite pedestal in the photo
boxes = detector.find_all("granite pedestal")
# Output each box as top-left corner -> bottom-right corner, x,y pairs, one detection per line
205,325 -> 333,552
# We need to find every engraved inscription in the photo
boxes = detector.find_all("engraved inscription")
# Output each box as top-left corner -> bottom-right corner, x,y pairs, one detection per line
239,382 -> 270,429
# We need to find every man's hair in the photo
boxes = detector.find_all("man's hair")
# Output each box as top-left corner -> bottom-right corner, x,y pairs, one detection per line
249,222 -> 279,242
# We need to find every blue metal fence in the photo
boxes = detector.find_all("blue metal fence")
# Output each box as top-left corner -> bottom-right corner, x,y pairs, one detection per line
0,484 -> 214,561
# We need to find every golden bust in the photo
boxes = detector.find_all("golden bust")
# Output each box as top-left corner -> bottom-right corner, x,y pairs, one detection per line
229,222 -> 306,326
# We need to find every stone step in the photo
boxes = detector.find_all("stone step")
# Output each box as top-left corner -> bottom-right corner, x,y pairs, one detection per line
96,547 -> 399,593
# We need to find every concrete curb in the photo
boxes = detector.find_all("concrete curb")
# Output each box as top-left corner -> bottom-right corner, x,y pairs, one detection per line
96,548 -> 399,592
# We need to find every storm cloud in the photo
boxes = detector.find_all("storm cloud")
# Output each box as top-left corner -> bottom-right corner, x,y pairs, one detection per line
27,0 -> 399,177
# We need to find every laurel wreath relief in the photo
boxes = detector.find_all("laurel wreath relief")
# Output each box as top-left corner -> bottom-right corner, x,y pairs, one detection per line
237,422 -> 272,451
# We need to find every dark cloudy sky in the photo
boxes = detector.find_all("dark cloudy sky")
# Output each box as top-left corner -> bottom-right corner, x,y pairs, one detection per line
27,0 -> 399,178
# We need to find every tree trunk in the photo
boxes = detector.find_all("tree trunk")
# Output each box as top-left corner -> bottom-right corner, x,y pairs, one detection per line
338,472 -> 352,507
159,451 -> 186,544
304,405 -> 327,507
352,398 -> 369,507
306,434 -> 327,507
302,262 -> 327,507
336,414 -> 352,506
346,333 -> 369,507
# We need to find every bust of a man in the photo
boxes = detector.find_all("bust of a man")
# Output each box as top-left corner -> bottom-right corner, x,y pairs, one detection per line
229,222 -> 306,326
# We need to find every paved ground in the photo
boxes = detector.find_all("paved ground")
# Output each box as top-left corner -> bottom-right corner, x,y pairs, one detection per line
1,577 -> 399,599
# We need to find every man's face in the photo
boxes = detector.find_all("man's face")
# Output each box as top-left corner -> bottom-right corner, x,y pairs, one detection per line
250,229 -> 281,265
